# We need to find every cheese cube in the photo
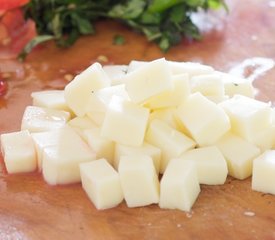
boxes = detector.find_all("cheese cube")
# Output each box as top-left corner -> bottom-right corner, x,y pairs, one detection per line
67,116 -> 98,139
31,90 -> 72,113
250,125 -> 275,152
127,60 -> 147,72
86,84 -> 129,126
87,112 -> 105,126
190,74 -> 224,98
218,72 -> 255,98
220,95 -> 272,142
80,159 -> 123,209
159,159 -> 200,212
180,146 -> 228,185
114,142 -> 161,173
149,108 -> 181,132
124,58 -> 173,103
31,129 -> 64,171
118,155 -> 159,207
84,128 -> 114,165
64,62 -> 110,117
168,61 -> 214,77
252,150 -> 275,195
68,116 -> 98,129
216,132 -> 261,180
87,84 -> 129,112
144,73 -> 190,109
145,119 -> 196,173
176,92 -> 230,146
128,60 -> 213,78
206,95 -> 229,104
101,96 -> 149,146
1,130 -> 36,174
42,127 -> 96,185
103,65 -> 128,85
21,106 -> 70,132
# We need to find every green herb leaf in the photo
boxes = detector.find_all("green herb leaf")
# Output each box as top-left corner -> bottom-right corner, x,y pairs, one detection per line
185,0 -> 204,8
148,0 -> 183,13
159,36 -> 170,52
71,13 -> 94,35
108,0 -> 146,19
113,34 -> 125,45
18,35 -> 55,61
139,11 -> 161,25
207,0 -> 228,10
21,0 -> 228,59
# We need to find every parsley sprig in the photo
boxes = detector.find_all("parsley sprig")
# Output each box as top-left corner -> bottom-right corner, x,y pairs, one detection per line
20,0 -> 227,59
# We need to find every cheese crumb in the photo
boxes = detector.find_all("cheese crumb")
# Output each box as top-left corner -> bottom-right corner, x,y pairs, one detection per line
64,74 -> 74,82
244,211 -> 255,217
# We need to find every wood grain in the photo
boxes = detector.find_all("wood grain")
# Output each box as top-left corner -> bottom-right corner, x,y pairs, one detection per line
1,0 -> 275,239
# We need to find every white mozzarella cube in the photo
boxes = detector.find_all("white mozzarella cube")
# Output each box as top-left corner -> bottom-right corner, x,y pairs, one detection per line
42,127 -> 96,185
216,132 -> 261,180
150,108 -> 182,131
114,142 -> 161,173
118,155 -> 159,207
67,116 -> 98,139
80,159 -> 123,209
176,93 -> 230,146
124,58 -> 173,103
87,84 -> 129,113
103,65 -> 128,85
190,74 -> 225,98
31,90 -> 72,113
1,130 -> 36,174
68,116 -> 98,129
250,125 -> 275,152
144,73 -> 190,110
21,106 -> 70,133
220,95 -> 272,142
64,62 -> 110,117
31,129 -> 64,171
252,150 -> 275,195
218,72 -> 255,98
101,96 -> 149,146
180,146 -> 228,185
168,61 -> 214,77
272,110 -> 275,149
159,159 -> 200,212
87,112 -> 105,126
127,60 -> 148,72
86,84 -> 129,126
206,95 -> 229,104
145,119 -> 196,173
84,128 -> 114,165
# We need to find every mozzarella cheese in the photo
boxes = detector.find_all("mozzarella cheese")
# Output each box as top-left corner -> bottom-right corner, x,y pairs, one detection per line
118,155 -> 159,207
64,62 -> 110,116
80,159 -> 123,209
159,159 -> 200,212
1,130 -> 36,173
21,106 -> 70,132
176,92 -> 230,146
101,96 -> 149,146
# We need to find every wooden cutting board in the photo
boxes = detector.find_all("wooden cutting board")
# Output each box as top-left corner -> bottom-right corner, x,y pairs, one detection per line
1,1 -> 275,239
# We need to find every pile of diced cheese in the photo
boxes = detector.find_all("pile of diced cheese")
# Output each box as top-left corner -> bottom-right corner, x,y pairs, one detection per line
1,58 -> 275,212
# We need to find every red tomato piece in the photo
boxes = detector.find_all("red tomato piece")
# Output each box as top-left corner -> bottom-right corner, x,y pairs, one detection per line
1,8 -> 25,34
10,19 -> 36,54
0,8 -> 36,59
0,79 -> 7,96
0,0 -> 29,11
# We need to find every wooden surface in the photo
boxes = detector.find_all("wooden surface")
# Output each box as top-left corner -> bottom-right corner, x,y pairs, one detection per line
1,1 -> 275,239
